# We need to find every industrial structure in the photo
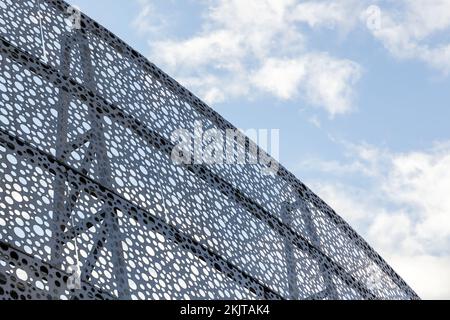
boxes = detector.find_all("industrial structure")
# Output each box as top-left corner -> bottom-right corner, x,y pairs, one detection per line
0,0 -> 419,300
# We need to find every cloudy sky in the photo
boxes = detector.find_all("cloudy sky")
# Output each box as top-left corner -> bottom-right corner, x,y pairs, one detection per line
67,0 -> 450,299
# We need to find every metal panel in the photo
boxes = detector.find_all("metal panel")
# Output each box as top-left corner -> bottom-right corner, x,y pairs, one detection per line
0,0 -> 419,300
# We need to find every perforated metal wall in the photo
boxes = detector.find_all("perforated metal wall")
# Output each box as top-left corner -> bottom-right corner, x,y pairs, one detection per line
0,0 -> 419,300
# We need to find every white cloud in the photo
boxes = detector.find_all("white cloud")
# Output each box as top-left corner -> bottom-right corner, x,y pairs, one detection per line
251,58 -> 307,100
291,0 -> 362,30
132,0 -> 167,36
387,254 -> 450,300
304,141 -> 450,299
308,115 -> 322,128
134,0 -> 361,114
251,53 -> 362,116
134,0 -> 450,110
302,54 -> 361,116
385,145 -> 450,246
365,0 -> 450,73
132,0 -> 153,34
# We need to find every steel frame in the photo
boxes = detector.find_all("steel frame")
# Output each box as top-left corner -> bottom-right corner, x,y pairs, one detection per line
0,0 -> 419,300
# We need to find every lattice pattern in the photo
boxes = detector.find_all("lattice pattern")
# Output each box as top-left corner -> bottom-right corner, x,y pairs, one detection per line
0,0 -> 419,300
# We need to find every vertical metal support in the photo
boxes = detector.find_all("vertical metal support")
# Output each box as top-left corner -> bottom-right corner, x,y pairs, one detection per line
50,27 -> 130,299
282,181 -> 338,300
77,31 -> 130,299
297,199 -> 338,299
281,201 -> 299,300
51,34 -> 77,268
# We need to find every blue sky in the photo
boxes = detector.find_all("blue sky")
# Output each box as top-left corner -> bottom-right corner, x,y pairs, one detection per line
66,0 -> 450,299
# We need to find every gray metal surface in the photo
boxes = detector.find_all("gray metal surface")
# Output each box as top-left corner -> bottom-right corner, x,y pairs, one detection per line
0,0 -> 419,300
